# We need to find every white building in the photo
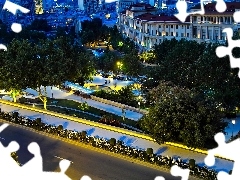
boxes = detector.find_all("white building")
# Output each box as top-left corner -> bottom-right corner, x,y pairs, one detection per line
190,2 -> 240,43
118,2 -> 240,51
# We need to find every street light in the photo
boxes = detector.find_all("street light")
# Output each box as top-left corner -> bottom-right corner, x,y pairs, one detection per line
138,101 -> 141,119
122,107 -> 126,121
117,61 -> 123,74
232,119 -> 236,138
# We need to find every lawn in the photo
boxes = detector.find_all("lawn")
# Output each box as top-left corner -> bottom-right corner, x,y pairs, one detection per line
46,98 -> 138,128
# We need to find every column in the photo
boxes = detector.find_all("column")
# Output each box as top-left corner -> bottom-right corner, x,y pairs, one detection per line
212,26 -> 214,40
206,26 -> 208,39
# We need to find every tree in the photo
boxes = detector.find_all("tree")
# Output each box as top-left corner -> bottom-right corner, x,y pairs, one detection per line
29,19 -> 52,32
97,51 -> 118,71
139,81 -> 228,148
121,50 -> 143,76
152,38 -> 178,64
195,43 -> 240,112
0,39 -> 35,102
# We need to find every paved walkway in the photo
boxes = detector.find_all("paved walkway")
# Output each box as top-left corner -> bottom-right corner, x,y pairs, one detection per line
24,86 -> 143,121
0,103 -> 233,173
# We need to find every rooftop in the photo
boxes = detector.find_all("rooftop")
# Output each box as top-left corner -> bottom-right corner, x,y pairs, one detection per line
191,2 -> 240,15
134,13 -> 190,23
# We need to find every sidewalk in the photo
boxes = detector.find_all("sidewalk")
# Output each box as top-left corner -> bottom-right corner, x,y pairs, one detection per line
24,86 -> 143,121
0,103 -> 233,173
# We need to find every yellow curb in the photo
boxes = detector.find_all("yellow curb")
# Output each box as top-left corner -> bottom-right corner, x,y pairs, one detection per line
0,119 -> 202,180
0,100 -> 234,162
0,100 -> 154,141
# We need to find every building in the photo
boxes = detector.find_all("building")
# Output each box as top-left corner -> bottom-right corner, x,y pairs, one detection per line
118,2 -> 240,51
190,2 -> 240,43
116,0 -> 138,13
119,3 -> 190,51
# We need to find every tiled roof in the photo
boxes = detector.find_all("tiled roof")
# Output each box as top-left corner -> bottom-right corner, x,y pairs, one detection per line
191,2 -> 240,15
134,13 -> 190,23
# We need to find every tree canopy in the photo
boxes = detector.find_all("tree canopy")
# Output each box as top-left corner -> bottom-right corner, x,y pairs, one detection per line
139,81 -> 228,148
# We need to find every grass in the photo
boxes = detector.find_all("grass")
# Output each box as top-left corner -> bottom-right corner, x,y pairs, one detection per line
45,98 -> 138,128
36,105 -> 100,122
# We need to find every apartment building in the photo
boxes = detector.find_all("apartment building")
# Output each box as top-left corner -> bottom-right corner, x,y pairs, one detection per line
190,2 -> 240,43
118,2 -> 240,51
118,3 -> 190,51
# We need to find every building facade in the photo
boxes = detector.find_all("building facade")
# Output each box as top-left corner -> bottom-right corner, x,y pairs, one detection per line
190,2 -> 240,43
118,2 -> 240,51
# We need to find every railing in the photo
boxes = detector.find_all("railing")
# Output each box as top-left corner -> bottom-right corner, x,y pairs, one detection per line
90,95 -> 148,114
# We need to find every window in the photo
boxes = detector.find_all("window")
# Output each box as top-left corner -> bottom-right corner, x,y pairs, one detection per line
159,25 -> 161,28
166,32 -> 168,36
187,25 -> 189,29
182,25 -> 184,29
171,32 -> 173,36
166,25 -> 168,28
171,25 -> 173,28
181,33 -> 184,37
176,25 -> 178,29
159,31 -> 162,36
187,33 -> 189,37
156,30 -> 158,34
176,32 -> 178,37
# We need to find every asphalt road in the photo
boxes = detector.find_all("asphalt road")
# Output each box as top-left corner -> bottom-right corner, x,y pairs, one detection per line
0,122 -> 182,180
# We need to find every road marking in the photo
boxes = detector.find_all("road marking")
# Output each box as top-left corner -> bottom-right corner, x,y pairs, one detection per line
54,155 -> 73,164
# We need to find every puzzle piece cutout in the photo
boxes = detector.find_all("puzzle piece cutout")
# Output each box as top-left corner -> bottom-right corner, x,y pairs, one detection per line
0,0 -> 30,50
216,28 -> 240,78
0,123 -> 92,180
204,132 -> 240,180
154,176 -> 165,180
3,0 -> 30,33
174,0 -> 226,22
216,10 -> 240,78
170,165 -> 190,180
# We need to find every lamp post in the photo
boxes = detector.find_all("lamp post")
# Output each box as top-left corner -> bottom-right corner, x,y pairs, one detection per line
232,119 -> 236,138
122,107 -> 126,121
138,101 -> 140,119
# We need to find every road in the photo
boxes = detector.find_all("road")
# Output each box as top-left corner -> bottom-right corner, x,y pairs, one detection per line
0,122 -> 181,180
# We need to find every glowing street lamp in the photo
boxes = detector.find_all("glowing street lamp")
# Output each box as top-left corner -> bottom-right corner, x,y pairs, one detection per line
117,61 -> 123,73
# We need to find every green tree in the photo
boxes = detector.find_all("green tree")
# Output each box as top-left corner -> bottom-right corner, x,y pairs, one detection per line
139,81 -> 228,148
97,51 -> 118,71
0,39 -> 35,102
29,19 -> 52,32
121,50 -> 143,76
195,43 -> 240,112
152,38 -> 178,64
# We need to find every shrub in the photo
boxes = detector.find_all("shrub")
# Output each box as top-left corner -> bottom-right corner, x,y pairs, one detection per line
35,118 -> 41,125
117,140 -> 123,146
189,159 -> 196,170
81,131 -> 87,139
58,125 -> 63,131
109,138 -> 116,146
146,148 -> 153,156
12,112 -> 19,120
18,97 -> 27,104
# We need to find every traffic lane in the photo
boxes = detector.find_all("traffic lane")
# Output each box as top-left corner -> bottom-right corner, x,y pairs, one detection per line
0,123 -> 181,180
